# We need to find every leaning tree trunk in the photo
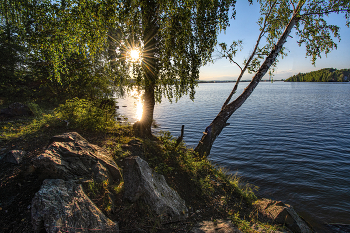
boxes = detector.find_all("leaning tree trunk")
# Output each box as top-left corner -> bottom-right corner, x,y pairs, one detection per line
133,0 -> 159,138
195,9 -> 302,157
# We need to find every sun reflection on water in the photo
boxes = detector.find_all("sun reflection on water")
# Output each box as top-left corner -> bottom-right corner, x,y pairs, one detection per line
130,89 -> 143,121
135,100 -> 143,121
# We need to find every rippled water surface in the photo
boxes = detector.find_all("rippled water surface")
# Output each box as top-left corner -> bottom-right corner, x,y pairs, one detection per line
117,82 -> 350,226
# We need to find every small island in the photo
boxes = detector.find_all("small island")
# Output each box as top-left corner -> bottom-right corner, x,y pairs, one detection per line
285,68 -> 350,82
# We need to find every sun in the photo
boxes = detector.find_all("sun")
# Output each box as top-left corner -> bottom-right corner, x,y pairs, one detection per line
129,49 -> 141,62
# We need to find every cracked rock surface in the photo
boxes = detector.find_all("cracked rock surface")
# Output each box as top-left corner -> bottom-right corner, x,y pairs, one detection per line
31,179 -> 118,233
33,132 -> 121,183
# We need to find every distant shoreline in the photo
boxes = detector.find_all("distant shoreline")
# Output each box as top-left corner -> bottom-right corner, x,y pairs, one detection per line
198,80 -> 350,83
198,80 -> 285,83
285,68 -> 349,82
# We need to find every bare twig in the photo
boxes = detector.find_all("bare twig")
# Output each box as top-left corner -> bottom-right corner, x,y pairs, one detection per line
175,125 -> 184,147
217,49 -> 243,71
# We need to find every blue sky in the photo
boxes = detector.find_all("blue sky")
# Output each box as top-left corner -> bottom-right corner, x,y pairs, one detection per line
199,1 -> 350,81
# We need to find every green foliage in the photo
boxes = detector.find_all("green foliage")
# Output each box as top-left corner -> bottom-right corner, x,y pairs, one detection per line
0,0 -> 118,79
0,1 -> 122,104
219,1 -> 350,78
285,68 -> 350,82
117,0 -> 237,102
54,98 -> 117,131
25,102 -> 43,117
296,1 -> 350,65
0,100 -> 120,141
0,113 -> 58,140
113,181 -> 124,195
0,23 -> 30,101
29,53 -> 116,104
229,209 -> 283,233
85,181 -> 101,197
84,179 -> 114,213
143,131 -> 257,204
0,0 -> 238,108
230,212 -> 252,232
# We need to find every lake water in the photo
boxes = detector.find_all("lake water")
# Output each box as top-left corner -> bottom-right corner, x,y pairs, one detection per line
116,82 -> 350,228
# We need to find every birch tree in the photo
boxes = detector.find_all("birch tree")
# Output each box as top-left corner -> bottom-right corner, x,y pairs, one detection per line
195,0 -> 350,157
1,0 -> 237,137
119,0 -> 237,138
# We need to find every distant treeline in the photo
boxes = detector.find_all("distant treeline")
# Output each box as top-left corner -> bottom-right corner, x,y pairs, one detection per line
285,68 -> 350,82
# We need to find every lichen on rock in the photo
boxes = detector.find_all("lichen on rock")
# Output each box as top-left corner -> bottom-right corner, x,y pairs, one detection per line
31,179 -> 118,233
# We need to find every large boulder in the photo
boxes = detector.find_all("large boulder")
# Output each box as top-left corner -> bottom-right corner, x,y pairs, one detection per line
123,156 -> 188,222
0,102 -> 34,118
254,199 -> 312,233
31,179 -> 118,233
2,150 -> 26,164
33,132 -> 121,183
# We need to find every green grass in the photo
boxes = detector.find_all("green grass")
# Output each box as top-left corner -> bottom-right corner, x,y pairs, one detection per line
0,98 -> 125,141
142,131 -> 257,204
0,113 -> 58,140
131,131 -> 287,232
83,179 -> 116,213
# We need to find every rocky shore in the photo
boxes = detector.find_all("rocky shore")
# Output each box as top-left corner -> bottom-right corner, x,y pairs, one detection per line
1,128 -> 315,232
0,102 -> 333,232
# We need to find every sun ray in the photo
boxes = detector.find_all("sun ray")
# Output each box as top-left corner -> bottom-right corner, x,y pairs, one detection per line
140,59 -> 157,76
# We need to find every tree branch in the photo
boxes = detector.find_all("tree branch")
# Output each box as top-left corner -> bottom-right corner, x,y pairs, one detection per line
218,50 -> 243,72
226,1 -> 304,112
195,0 -> 306,157
301,9 -> 349,17
290,0 -> 296,13
221,1 -> 277,109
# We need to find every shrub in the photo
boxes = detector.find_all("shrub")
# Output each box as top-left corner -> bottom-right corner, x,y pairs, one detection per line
25,102 -> 43,117
55,97 -> 116,131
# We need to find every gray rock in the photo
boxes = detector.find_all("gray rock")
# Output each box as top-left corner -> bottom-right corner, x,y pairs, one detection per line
191,219 -> 242,233
49,131 -> 88,144
31,179 -> 118,233
0,102 -> 34,117
33,132 -> 121,183
254,198 -> 312,233
3,150 -> 26,164
123,156 -> 188,222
